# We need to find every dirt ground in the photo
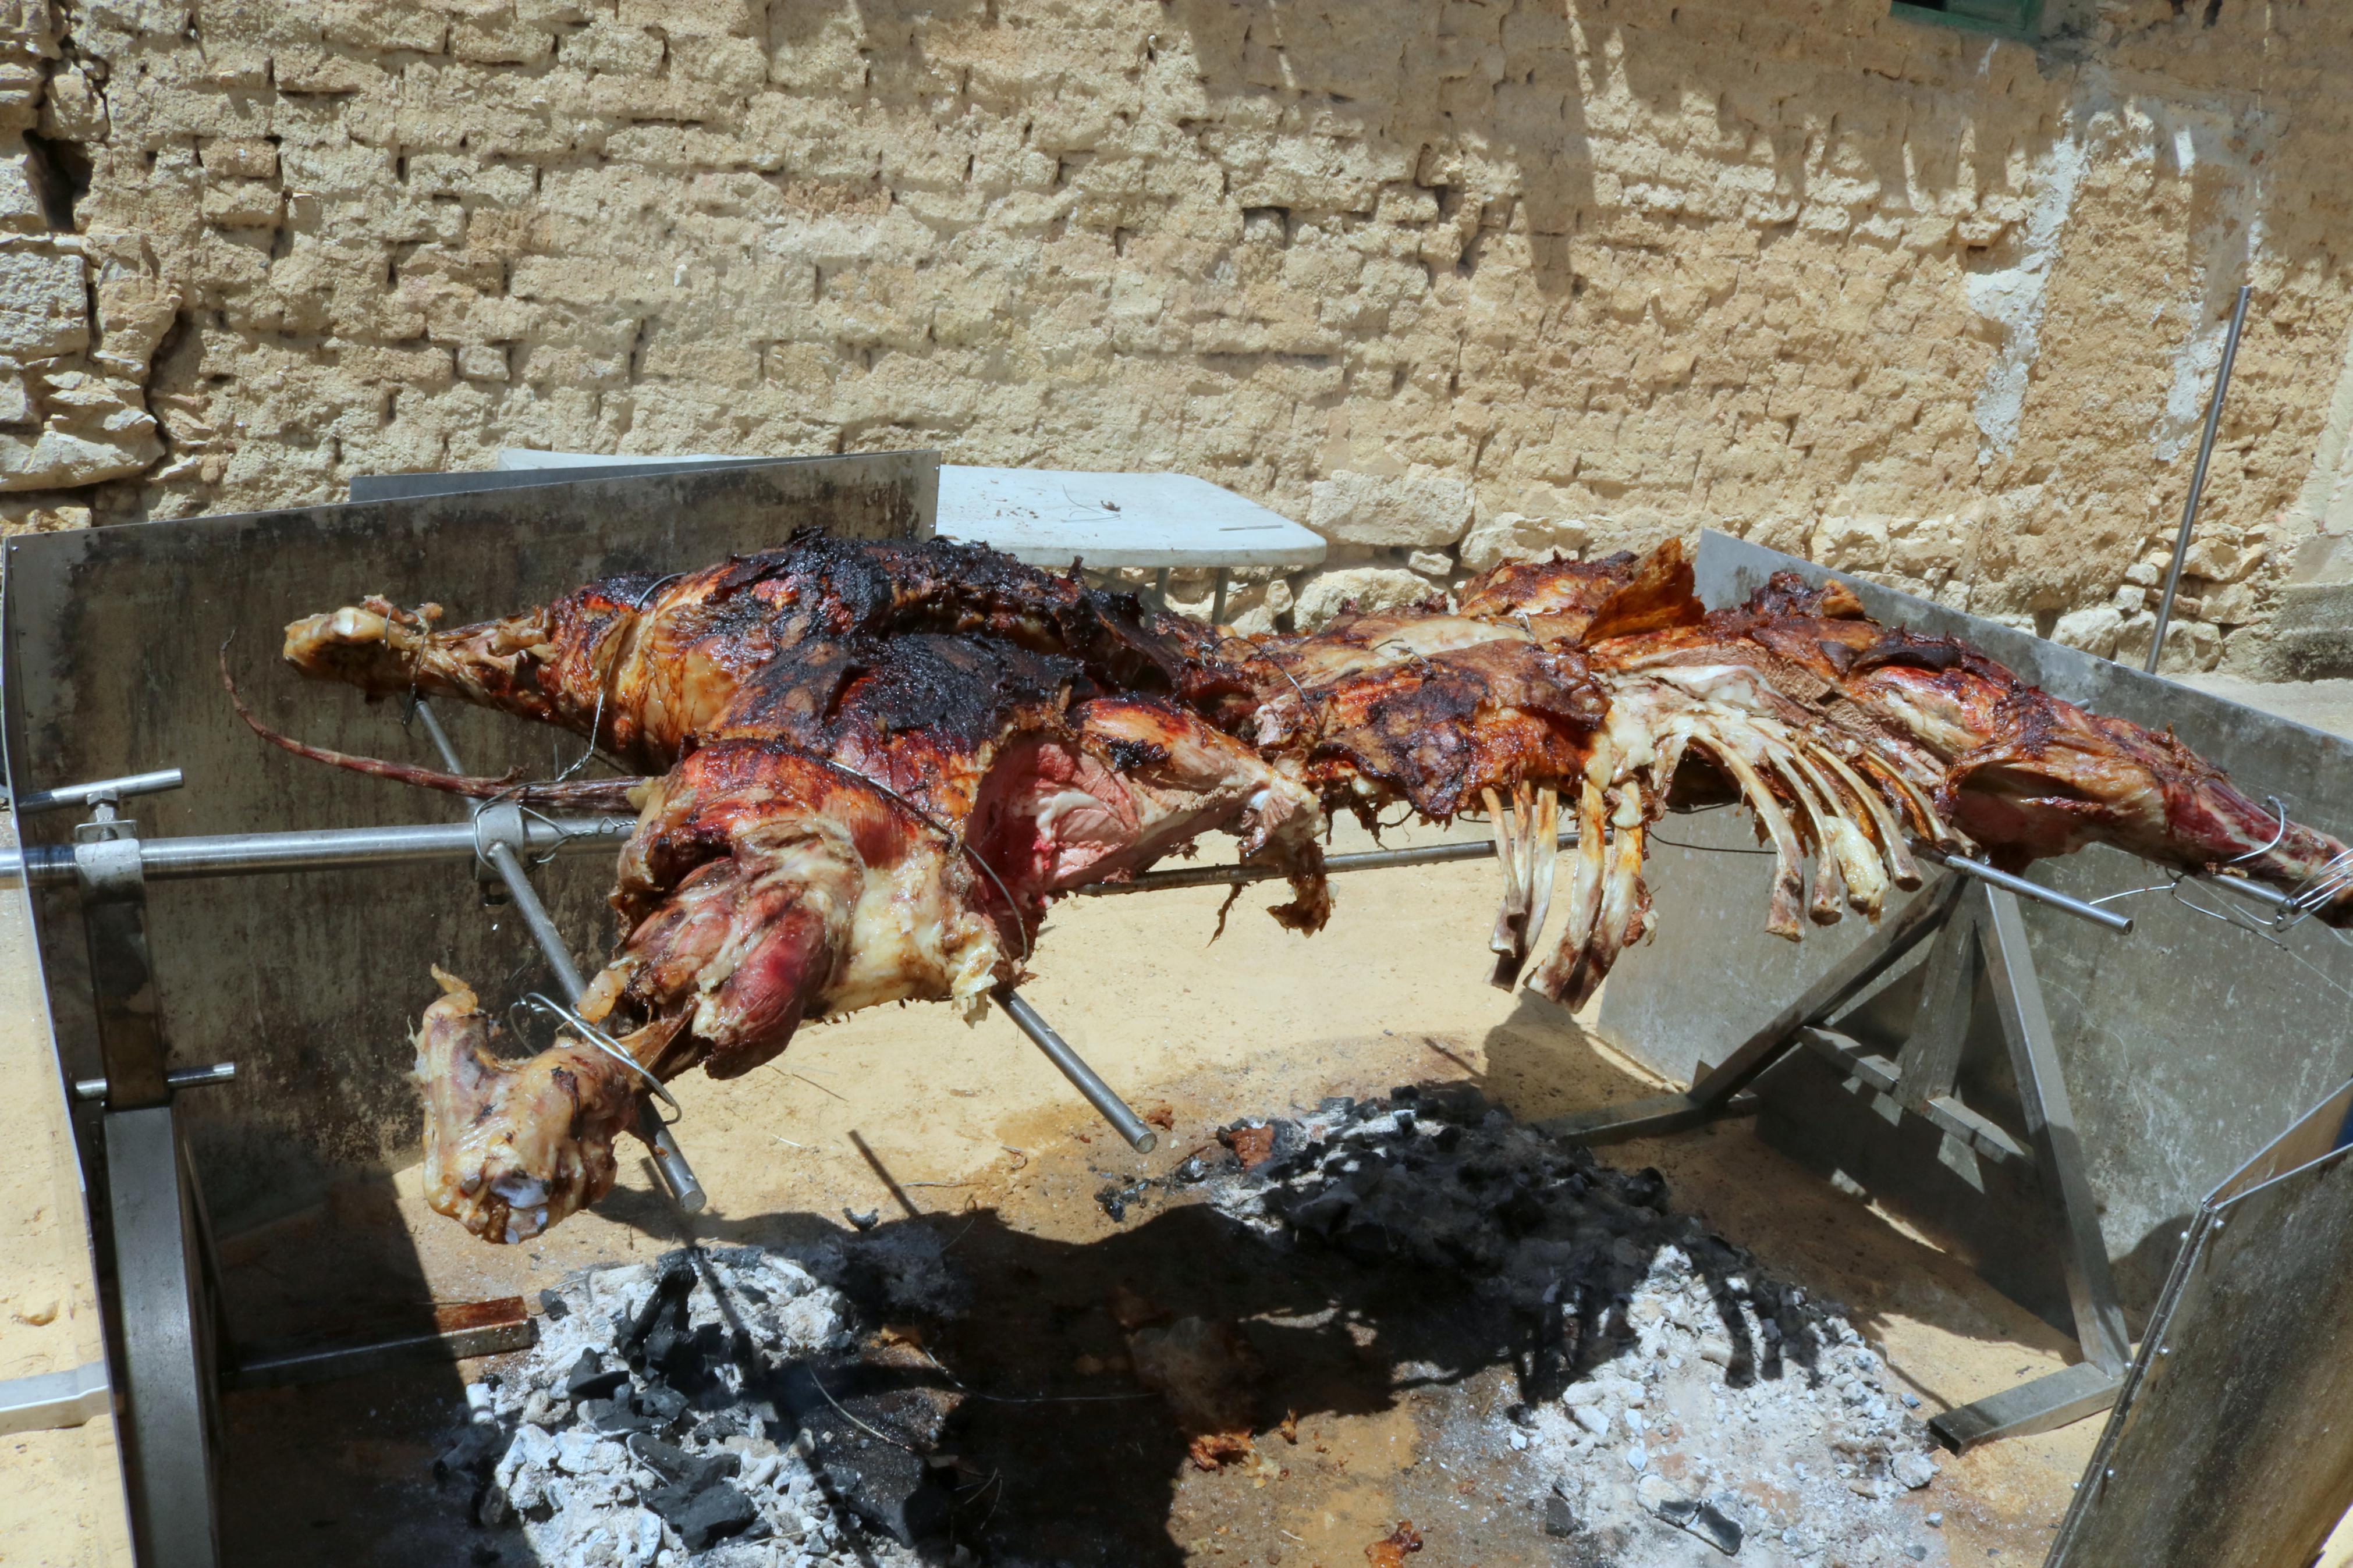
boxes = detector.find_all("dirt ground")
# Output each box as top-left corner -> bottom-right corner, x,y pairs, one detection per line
3,804 -> 2170,1568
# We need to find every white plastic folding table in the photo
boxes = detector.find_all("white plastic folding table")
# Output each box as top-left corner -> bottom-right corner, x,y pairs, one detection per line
489,450 -> 1327,620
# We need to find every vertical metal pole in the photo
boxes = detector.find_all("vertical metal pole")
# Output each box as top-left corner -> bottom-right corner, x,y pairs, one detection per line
2145,283 -> 2253,674
413,703 -> 704,1213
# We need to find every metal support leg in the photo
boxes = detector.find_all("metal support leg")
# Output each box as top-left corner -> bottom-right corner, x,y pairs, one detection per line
105,1107 -> 223,1568
1541,878 -> 1964,1144
1545,869 -> 2128,1450
1922,887 -> 2131,1452
70,789 -> 223,1568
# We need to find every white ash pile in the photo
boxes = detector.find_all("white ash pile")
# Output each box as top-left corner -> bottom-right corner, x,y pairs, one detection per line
1206,1086 -> 1950,1566
437,1240 -> 956,1568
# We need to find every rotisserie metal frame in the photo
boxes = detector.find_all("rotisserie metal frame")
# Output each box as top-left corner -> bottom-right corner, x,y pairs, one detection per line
0,453 -> 934,1568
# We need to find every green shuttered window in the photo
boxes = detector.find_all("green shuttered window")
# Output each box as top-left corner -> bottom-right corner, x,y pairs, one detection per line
1890,0 -> 2045,41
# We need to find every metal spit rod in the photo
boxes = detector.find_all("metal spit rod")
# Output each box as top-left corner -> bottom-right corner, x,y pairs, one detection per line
0,816 -> 634,888
2146,283 -> 2253,674
1085,829 -> 2133,933
411,703 -> 705,1214
992,986 -> 1159,1153
1920,850 -> 2135,934
0,803 -> 2139,936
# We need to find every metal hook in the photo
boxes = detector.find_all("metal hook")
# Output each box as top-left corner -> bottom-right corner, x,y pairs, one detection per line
2225,797 -> 2289,868
521,991 -> 680,1113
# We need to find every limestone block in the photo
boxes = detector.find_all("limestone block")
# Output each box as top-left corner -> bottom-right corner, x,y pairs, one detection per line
618,0 -> 757,38
2200,578 -> 2269,625
0,369 -> 159,490
1459,511 -> 1589,574
201,179 -> 283,229
2115,613 -> 2219,674
1307,465 -> 1473,548
1292,566 -> 1442,631
40,66 -> 103,140
0,143 -> 42,233
452,18 -> 556,65
457,342 -> 511,381
2050,605 -> 2122,660
0,500 -> 90,535
200,138 -> 278,180
0,366 -> 29,424
317,0 -> 448,55
671,35 -> 766,91
0,247 -> 87,358
272,46 -> 393,97
92,272 -> 180,378
0,59 -> 41,131
2182,535 -> 2263,582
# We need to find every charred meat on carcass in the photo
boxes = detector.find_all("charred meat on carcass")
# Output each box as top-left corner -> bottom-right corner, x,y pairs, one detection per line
253,535 -> 2351,1243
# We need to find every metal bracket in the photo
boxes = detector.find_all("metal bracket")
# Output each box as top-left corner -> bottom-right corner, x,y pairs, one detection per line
1549,876 -> 2131,1449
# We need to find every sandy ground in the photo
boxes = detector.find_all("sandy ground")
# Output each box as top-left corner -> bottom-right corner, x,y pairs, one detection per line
8,669 -> 2353,1565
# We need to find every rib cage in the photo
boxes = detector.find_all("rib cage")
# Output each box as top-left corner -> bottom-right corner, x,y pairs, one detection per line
266,533 -> 2353,1243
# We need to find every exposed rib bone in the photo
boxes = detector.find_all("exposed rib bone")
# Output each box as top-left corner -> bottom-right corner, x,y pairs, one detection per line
1816,746 -> 1923,890
1486,785 -> 1533,989
1524,785 -> 1560,969
1533,764 -> 1614,999
1691,730 -> 1806,939
1561,780 -> 1651,1009
1763,741 -> 1848,925
1858,749 -> 1964,852
1781,742 -> 1889,916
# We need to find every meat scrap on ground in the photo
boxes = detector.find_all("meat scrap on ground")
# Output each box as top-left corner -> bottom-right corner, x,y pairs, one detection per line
249,534 -> 2351,1244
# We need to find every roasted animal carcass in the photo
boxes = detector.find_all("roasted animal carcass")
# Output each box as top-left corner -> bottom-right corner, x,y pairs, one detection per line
249,534 -> 2352,1244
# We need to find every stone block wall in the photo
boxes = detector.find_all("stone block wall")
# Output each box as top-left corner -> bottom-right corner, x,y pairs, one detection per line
7,0 -> 2353,670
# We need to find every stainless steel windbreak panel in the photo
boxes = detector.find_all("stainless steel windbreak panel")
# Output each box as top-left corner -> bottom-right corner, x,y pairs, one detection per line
1,453 -> 935,1232
2048,1082 -> 2353,1567
1598,531 -> 2353,1319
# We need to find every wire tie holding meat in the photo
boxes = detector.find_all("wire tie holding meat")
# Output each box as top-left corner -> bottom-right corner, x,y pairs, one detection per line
520,991 -> 681,1114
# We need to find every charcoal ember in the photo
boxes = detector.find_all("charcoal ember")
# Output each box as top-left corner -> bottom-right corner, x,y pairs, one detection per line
1272,1183 -> 1357,1238
772,1362 -> 954,1546
1096,1180 -> 1147,1222
652,1481 -> 760,1551
563,1349 -> 627,1403
1655,1495 -> 1744,1556
623,1257 -> 695,1353
1618,1165 -> 1670,1210
583,1396 -> 653,1435
537,1288 -> 569,1321
638,1382 -> 690,1423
